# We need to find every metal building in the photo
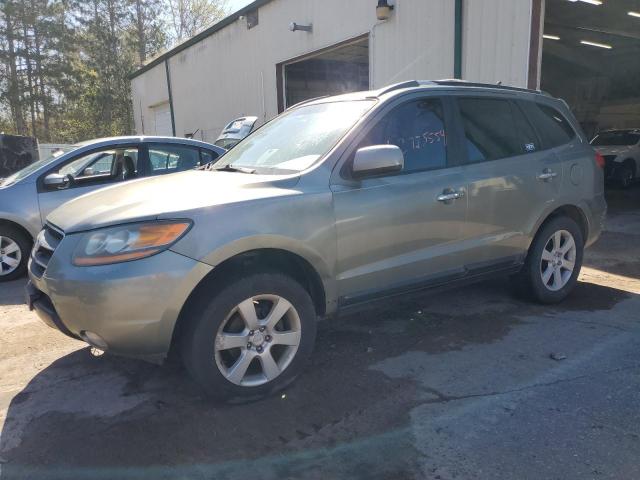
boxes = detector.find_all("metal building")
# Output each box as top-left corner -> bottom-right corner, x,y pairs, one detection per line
129,0 -> 543,141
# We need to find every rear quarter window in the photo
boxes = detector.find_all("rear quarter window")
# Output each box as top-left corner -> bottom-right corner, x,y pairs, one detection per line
518,101 -> 576,149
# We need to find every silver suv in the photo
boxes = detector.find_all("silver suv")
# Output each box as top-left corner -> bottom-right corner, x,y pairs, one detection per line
26,81 -> 606,401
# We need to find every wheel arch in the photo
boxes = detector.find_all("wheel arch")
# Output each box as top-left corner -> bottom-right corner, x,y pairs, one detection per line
622,157 -> 637,174
529,204 -> 589,250
169,247 -> 331,354
0,218 -> 35,246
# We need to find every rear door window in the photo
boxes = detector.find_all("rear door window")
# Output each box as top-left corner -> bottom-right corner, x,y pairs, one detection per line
147,144 -> 202,175
457,97 -> 528,163
518,101 -> 576,149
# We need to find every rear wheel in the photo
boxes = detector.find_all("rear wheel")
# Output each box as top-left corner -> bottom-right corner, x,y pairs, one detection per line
513,216 -> 584,304
618,162 -> 635,189
181,272 -> 317,401
0,226 -> 31,282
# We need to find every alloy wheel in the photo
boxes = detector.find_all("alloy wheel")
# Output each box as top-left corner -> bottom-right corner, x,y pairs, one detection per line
540,229 -> 576,292
0,236 -> 22,277
214,294 -> 302,387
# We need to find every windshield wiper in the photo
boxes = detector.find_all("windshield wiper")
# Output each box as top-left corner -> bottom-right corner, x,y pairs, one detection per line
213,164 -> 256,174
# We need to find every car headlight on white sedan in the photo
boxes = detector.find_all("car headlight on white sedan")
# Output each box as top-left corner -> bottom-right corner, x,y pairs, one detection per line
72,221 -> 191,266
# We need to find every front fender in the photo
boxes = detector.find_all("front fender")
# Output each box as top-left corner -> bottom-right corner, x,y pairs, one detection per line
194,234 -> 337,312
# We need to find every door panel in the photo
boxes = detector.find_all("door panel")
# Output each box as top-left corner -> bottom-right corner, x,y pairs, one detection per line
453,96 -> 562,267
333,168 -> 467,301
331,96 -> 468,302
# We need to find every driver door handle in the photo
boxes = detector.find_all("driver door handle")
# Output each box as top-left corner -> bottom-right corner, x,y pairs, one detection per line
437,189 -> 465,203
537,169 -> 558,181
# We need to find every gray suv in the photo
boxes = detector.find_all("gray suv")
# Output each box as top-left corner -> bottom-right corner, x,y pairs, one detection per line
26,81 -> 606,401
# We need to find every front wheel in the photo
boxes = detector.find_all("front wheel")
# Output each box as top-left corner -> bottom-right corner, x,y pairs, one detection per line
0,226 -> 31,282
181,272 -> 317,401
513,216 -> 584,304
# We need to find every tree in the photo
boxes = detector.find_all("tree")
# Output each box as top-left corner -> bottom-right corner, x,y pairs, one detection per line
0,0 -> 228,142
165,0 -> 227,43
130,0 -> 166,66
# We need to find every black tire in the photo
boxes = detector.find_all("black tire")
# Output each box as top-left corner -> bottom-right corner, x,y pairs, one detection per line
0,225 -> 31,282
180,272 -> 317,402
618,162 -> 635,189
513,216 -> 584,304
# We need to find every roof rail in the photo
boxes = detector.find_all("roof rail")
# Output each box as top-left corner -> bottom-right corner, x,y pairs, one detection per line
286,94 -> 334,110
432,79 -> 543,94
376,80 -> 423,96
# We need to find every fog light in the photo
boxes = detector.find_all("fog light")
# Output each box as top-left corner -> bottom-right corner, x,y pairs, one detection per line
80,331 -> 109,350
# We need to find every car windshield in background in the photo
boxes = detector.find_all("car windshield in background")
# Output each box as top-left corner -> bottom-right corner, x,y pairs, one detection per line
0,145 -> 78,187
214,100 -> 376,174
591,132 -> 640,146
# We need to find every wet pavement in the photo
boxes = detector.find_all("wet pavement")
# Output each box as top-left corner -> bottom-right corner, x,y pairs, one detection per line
1,187 -> 639,479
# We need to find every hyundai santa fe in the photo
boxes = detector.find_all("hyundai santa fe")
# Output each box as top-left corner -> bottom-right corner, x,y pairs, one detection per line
26,80 -> 606,401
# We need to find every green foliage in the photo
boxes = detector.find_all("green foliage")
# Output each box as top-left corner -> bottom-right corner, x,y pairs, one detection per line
0,0 -> 225,143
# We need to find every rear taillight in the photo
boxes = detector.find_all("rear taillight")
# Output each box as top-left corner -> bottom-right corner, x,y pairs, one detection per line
595,152 -> 605,169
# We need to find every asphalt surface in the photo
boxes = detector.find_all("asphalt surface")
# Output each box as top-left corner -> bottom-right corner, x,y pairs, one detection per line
1,187 -> 639,480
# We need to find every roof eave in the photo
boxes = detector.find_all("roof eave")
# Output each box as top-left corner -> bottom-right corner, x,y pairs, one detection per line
129,0 -> 274,80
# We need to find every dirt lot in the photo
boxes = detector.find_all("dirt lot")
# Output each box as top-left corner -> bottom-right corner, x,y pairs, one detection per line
1,188 -> 640,480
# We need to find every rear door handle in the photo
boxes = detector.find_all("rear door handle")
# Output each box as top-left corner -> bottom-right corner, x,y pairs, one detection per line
537,169 -> 558,181
437,190 -> 465,203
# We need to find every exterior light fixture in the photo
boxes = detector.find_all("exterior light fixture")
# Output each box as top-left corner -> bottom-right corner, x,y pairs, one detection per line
580,40 -> 612,49
567,0 -> 603,4
629,11 -> 640,18
543,34 -> 561,40
376,0 -> 395,21
289,22 -> 312,32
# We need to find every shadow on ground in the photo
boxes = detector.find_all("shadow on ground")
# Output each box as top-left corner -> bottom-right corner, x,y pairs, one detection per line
0,279 -> 27,307
0,275 -> 632,480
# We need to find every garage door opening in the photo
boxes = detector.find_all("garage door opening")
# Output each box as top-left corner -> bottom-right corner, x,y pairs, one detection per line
278,36 -> 369,112
541,0 -> 640,140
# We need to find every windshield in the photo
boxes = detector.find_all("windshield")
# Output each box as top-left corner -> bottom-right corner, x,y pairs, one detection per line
591,132 -> 640,146
0,145 -> 77,187
214,100 -> 376,174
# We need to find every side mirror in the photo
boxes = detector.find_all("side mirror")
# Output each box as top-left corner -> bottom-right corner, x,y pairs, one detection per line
352,145 -> 404,179
44,173 -> 71,190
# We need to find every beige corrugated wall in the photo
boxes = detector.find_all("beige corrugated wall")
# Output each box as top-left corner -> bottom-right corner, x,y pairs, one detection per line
131,0 -> 534,140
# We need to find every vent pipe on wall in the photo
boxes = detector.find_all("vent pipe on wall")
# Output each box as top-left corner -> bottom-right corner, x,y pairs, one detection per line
454,0 -> 463,79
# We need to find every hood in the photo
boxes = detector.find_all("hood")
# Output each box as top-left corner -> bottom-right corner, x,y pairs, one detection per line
47,170 -> 301,233
594,145 -> 633,156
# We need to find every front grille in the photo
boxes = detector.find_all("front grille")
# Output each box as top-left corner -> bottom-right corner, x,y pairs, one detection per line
30,224 -> 64,277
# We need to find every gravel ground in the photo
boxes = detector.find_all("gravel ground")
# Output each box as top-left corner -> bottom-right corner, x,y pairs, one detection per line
1,187 -> 639,480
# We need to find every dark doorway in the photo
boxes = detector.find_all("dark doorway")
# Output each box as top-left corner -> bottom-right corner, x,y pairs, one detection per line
279,37 -> 369,111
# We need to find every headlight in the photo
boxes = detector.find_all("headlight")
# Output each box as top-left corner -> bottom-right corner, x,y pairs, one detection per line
72,221 -> 191,266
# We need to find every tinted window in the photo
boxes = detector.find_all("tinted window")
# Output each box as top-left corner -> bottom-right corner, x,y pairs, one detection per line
458,98 -> 526,163
358,98 -> 447,173
591,131 -> 640,147
147,145 -> 201,175
519,101 -> 575,149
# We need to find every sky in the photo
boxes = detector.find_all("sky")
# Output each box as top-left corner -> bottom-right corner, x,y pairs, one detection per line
227,0 -> 254,13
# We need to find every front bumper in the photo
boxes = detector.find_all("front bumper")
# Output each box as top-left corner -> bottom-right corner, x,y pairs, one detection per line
28,242 -> 212,362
